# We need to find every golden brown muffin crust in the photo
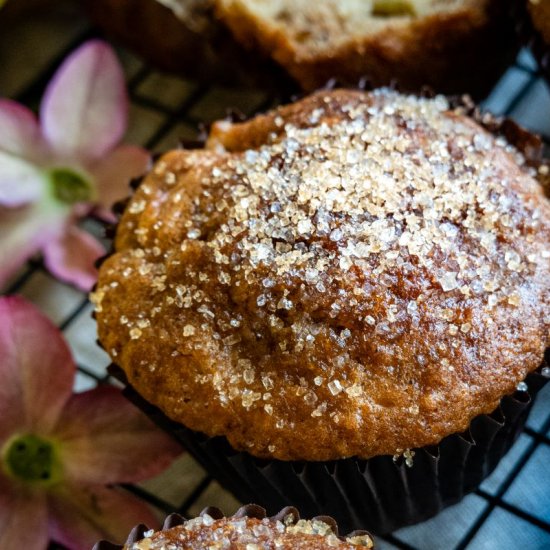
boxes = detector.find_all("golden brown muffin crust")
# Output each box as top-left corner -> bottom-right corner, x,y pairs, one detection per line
126,515 -> 373,549
94,89 -> 550,461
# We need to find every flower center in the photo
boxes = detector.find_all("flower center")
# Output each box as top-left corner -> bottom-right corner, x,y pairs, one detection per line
49,168 -> 94,204
3,434 -> 62,486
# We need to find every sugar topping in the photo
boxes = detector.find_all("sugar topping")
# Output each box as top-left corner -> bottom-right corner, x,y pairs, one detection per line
198,90 -> 544,317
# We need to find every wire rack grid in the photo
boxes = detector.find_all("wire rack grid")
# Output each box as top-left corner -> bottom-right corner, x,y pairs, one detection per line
1,7 -> 550,550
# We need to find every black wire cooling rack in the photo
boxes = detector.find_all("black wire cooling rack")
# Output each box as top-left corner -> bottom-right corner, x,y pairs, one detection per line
3,15 -> 550,550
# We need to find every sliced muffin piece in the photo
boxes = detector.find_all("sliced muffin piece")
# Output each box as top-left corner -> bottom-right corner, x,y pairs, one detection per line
86,0 -> 518,95
215,0 -> 518,95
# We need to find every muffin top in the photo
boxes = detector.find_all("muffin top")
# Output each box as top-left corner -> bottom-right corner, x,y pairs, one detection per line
124,513 -> 373,549
94,88 -> 550,461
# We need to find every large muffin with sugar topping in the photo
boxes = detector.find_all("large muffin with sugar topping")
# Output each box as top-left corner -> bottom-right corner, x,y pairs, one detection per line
94,88 -> 550,462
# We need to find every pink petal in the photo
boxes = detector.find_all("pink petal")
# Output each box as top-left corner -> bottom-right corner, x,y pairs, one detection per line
0,477 -> 48,550
91,144 -> 150,221
42,224 -> 105,291
0,99 -> 45,159
0,204 -> 64,290
0,151 -> 45,206
0,296 -> 75,442
40,40 -> 127,162
55,386 -> 182,485
48,484 -> 160,548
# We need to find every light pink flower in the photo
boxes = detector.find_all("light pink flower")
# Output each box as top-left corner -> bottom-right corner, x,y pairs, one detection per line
0,40 -> 150,290
0,296 -> 182,549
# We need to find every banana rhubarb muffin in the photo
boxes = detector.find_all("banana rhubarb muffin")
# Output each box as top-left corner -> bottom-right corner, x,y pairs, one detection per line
86,0 -> 518,95
93,506 -> 374,549
93,88 -> 549,531
215,0 -> 519,95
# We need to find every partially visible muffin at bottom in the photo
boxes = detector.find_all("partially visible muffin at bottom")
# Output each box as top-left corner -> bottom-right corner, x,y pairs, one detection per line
93,505 -> 374,549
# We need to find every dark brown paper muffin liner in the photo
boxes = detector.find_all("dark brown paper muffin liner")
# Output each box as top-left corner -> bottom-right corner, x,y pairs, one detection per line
92,503 -> 373,549
109,354 -> 549,535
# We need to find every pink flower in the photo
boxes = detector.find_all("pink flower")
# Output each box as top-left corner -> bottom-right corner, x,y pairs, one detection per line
0,40 -> 150,290
0,296 -> 182,549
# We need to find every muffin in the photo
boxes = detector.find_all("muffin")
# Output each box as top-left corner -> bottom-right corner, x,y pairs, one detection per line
93,505 -> 374,549
215,0 -> 519,95
94,88 -> 550,532
86,0 -> 518,96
